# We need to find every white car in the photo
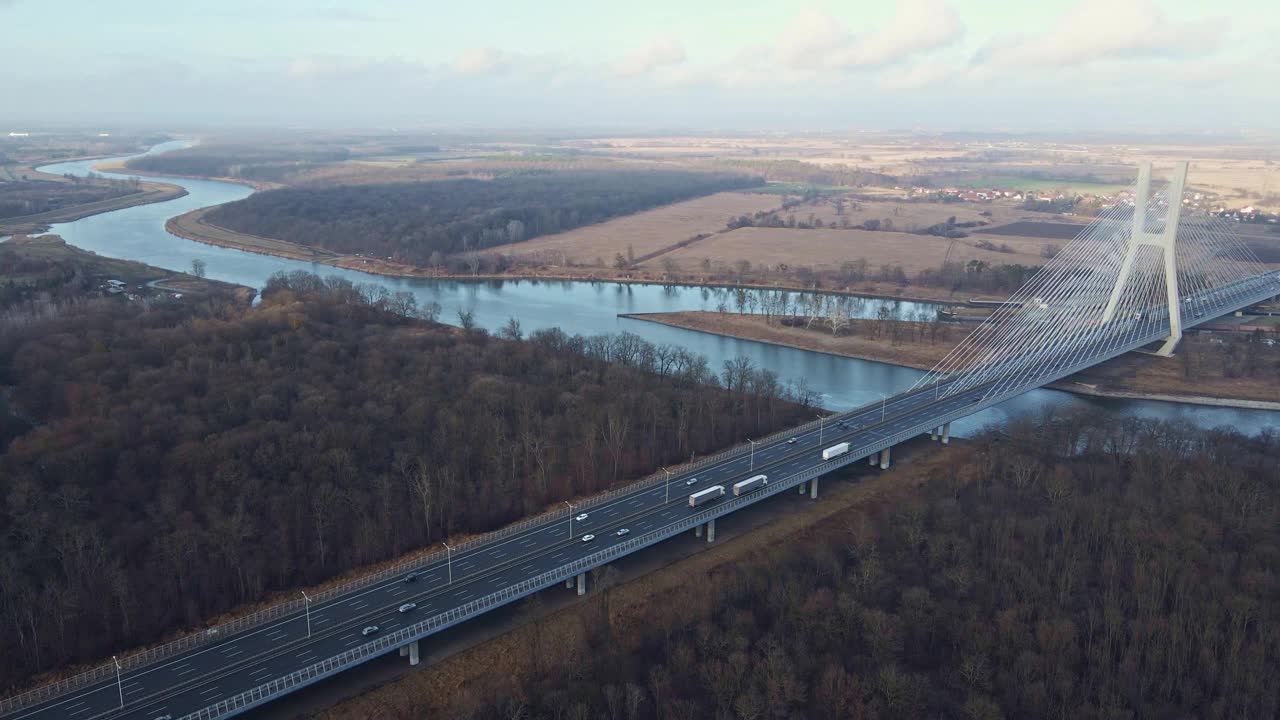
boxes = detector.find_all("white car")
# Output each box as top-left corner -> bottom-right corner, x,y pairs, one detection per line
684,477 -> 698,486
575,513 -> 589,522
361,625 -> 379,636
398,603 -> 417,613
581,534 -> 595,542
616,528 -> 630,536
787,437 -> 798,444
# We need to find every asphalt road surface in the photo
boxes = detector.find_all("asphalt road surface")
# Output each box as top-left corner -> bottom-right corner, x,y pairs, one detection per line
8,273 -> 1278,720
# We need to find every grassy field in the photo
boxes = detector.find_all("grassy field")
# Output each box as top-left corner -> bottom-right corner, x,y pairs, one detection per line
949,175 -> 1130,194
644,226 -> 1047,275
499,191 -> 781,264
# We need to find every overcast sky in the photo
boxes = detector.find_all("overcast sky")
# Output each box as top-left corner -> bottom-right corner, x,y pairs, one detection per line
3,0 -> 1277,132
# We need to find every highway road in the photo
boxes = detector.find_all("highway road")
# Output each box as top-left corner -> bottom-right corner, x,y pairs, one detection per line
6,272 -> 1278,720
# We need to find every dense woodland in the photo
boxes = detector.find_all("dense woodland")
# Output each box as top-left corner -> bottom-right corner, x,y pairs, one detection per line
0,271 -> 809,691
0,179 -> 139,219
204,171 -> 762,265
434,414 -> 1279,720
124,144 -> 351,179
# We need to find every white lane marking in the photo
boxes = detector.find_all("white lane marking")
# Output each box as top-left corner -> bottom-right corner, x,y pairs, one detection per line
223,648 -> 243,658
125,685 -> 148,696
493,551 -> 507,558
65,701 -> 87,709
315,617 -> 332,625
391,588 -> 407,596
296,650 -> 316,659
384,621 -> 401,629
177,665 -> 200,676
200,687 -> 223,697
249,667 -> 274,678
68,707 -> 92,717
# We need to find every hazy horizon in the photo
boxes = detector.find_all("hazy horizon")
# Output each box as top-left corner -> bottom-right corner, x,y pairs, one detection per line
3,0 -> 1279,132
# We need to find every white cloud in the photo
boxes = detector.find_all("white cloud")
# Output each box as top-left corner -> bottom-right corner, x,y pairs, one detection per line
453,47 -> 509,75
614,37 -> 687,77
775,1 -> 963,73
973,0 -> 1226,69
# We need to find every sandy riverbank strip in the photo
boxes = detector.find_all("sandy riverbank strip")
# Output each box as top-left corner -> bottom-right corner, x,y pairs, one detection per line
0,181 -> 187,235
164,206 -> 993,306
620,311 -> 1280,411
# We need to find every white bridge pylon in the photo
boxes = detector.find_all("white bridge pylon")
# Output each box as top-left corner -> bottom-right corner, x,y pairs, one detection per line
911,159 -> 1277,404
1101,161 -> 1187,356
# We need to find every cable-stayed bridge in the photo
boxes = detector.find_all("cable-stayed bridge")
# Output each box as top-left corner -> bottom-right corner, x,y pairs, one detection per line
3,163 -> 1278,720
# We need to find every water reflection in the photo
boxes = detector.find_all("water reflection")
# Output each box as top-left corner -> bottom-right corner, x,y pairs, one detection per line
27,147 -> 1279,436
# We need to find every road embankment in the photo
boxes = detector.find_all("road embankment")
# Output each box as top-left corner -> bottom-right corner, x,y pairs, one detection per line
621,310 -> 1280,410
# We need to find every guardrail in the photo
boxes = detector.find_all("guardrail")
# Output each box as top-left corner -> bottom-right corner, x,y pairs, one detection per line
11,276 -> 1276,719
182,450 -> 864,720
0,373 -> 880,718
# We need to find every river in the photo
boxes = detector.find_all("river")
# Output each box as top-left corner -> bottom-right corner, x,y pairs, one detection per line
25,142 -> 1280,436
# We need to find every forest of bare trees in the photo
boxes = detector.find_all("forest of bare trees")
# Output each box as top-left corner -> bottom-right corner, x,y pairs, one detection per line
425,412 -> 1279,720
204,171 -> 762,265
0,270 -> 809,692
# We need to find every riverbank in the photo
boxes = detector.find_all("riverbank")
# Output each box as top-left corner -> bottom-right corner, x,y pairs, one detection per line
89,159 -> 280,192
0,180 -> 187,236
164,205 -> 997,306
622,311 -> 1280,410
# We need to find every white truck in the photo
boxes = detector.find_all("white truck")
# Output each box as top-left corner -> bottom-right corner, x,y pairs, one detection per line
732,474 -> 768,496
822,442 -> 850,461
688,485 -> 726,508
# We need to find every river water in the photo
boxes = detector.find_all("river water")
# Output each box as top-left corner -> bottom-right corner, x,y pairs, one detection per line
25,142 -> 1280,436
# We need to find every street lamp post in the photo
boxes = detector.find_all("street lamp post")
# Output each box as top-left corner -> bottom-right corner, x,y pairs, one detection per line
881,394 -> 887,422
565,501 -> 575,539
817,414 -> 825,444
748,439 -> 757,470
663,467 -> 671,503
443,542 -> 454,584
112,655 -> 123,709
301,590 -> 312,638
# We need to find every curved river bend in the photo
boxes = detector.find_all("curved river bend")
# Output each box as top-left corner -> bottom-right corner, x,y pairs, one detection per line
27,143 -> 1279,436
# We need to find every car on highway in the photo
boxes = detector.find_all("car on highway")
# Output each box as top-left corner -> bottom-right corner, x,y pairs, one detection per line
787,437 -> 798,444
154,715 -> 173,720
361,625 -> 379,636
403,572 -> 418,583
616,528 -> 630,536
684,477 -> 698,486
972,396 -> 982,403
398,602 -> 417,613
575,513 -> 589,521
581,534 -> 595,542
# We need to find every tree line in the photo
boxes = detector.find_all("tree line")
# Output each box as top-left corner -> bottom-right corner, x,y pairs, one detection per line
203,170 -> 763,266
419,411 -> 1278,720
0,270 -> 809,692
124,144 -> 351,178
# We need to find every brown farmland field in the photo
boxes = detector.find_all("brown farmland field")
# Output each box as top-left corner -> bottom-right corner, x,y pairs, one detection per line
643,226 -> 1048,275
499,191 -> 781,264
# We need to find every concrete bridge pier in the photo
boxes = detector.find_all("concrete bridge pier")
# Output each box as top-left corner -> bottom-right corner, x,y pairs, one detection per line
695,523 -> 703,537
809,477 -> 819,499
399,645 -> 408,657
566,577 -> 574,589
798,480 -> 807,495
929,427 -> 937,441
868,452 -> 878,466
408,640 -> 420,666
576,573 -> 587,596
879,446 -> 892,470
942,423 -> 951,445
706,518 -> 716,542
